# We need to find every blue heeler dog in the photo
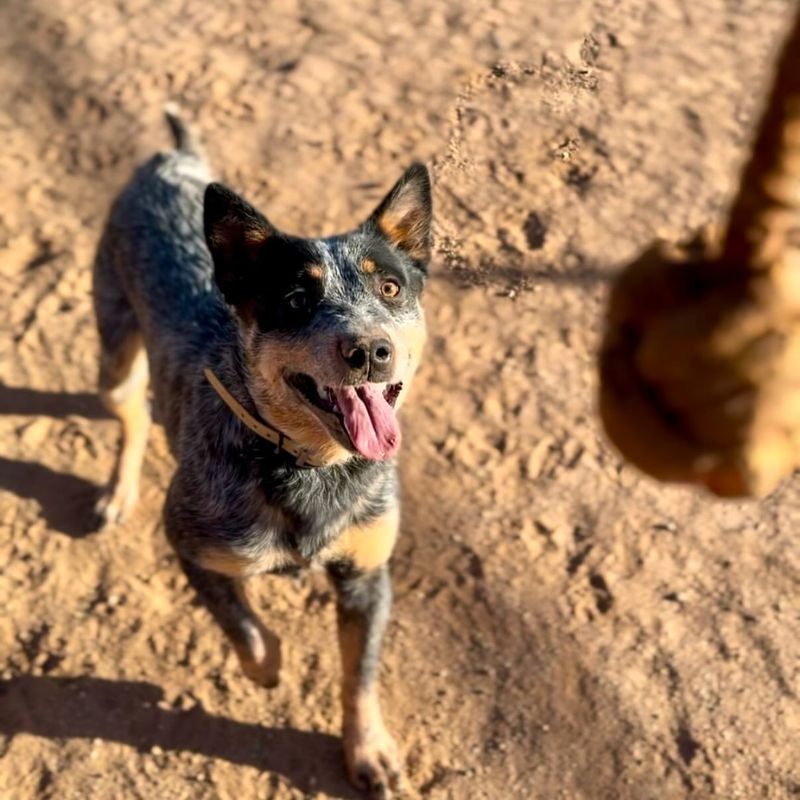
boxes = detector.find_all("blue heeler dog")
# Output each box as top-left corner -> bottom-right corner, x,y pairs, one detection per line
92,106 -> 431,798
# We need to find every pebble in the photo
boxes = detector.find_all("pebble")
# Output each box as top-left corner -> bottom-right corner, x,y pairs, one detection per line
18,418 -> 52,449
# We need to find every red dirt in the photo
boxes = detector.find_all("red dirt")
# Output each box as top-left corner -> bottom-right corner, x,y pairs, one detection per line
1,1 -> 798,798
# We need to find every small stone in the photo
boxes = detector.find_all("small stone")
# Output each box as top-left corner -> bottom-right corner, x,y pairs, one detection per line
526,436 -> 554,479
210,78 -> 229,100
18,418 -> 52,449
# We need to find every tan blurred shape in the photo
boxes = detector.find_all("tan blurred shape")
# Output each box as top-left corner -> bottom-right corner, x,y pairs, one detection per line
599,6 -> 800,498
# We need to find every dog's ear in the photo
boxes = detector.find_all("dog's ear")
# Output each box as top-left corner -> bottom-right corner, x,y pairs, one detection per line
367,163 -> 432,266
204,183 -> 276,306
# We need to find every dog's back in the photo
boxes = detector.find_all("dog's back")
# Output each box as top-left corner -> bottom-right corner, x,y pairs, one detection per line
96,112 -> 220,344
93,110 -> 230,458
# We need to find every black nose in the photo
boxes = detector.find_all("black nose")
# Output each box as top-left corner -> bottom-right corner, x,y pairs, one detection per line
339,337 -> 394,382
341,341 -> 368,371
371,338 -> 393,365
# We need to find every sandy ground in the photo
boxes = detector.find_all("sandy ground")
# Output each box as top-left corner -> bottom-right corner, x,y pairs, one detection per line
1,0 -> 799,798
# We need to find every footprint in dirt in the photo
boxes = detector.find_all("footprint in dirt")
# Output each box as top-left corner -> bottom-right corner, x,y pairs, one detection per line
588,572 -> 614,614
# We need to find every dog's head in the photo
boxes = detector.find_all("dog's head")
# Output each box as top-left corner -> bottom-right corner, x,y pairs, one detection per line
204,164 -> 431,465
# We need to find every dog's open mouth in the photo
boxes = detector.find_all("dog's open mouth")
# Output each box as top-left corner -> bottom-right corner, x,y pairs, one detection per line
288,373 -> 403,460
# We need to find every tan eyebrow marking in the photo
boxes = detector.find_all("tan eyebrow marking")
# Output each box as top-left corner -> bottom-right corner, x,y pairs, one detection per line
307,264 -> 324,279
244,227 -> 269,244
362,257 -> 377,274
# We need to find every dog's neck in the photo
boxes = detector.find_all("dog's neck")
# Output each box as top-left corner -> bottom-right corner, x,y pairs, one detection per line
204,367 -> 328,468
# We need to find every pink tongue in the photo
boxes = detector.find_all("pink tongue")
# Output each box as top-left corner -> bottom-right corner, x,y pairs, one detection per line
333,384 -> 401,460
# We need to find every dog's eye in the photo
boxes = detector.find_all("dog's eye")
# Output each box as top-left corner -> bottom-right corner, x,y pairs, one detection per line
380,279 -> 401,299
286,290 -> 308,310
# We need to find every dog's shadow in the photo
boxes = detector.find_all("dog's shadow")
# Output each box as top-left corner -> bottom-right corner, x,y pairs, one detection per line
0,674 -> 358,798
0,384 -> 106,538
0,384 -> 106,420
0,456 -> 101,538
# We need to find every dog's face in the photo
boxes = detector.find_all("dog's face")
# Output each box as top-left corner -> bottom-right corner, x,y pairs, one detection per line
204,165 -> 431,465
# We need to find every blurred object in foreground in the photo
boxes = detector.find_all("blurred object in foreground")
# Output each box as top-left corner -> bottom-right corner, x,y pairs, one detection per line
599,4 -> 800,498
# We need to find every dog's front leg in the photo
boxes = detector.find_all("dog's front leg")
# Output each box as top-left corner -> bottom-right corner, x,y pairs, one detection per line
177,556 -> 282,688
328,563 -> 402,798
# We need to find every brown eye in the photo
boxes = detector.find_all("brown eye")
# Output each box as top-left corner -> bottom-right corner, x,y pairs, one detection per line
286,289 -> 307,310
380,279 -> 401,299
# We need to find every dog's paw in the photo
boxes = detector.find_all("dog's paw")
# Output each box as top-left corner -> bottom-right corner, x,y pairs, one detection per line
93,482 -> 139,528
345,722 -> 404,799
234,619 -> 282,688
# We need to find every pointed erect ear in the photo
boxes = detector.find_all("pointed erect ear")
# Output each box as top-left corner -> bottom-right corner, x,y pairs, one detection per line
367,163 -> 432,265
204,182 -> 276,307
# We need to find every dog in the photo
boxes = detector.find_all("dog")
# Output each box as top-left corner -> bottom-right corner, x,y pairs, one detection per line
91,106 -> 431,798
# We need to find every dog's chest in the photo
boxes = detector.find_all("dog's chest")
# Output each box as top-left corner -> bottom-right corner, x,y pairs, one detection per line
240,459 -> 395,571
230,508 -> 397,576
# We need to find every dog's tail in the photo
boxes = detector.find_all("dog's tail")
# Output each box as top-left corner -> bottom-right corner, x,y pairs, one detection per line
163,102 -> 204,158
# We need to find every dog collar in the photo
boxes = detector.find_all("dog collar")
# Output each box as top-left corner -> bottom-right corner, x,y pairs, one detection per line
203,368 -> 326,468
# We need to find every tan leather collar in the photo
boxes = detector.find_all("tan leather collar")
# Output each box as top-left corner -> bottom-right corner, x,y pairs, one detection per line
203,368 -> 327,468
